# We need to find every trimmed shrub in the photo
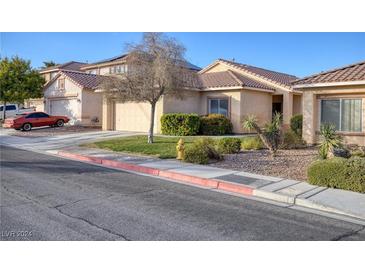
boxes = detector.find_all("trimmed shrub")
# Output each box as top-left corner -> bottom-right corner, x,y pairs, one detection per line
280,130 -> 306,149
307,157 -> 365,193
161,113 -> 200,136
183,137 -> 221,164
216,137 -> 241,154
200,114 -> 233,135
241,136 -> 264,150
290,114 -> 303,136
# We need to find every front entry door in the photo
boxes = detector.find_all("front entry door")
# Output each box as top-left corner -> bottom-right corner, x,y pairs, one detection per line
272,102 -> 282,117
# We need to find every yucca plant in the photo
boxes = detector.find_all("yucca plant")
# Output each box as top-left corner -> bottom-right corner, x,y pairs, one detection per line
243,112 -> 282,157
318,123 -> 342,159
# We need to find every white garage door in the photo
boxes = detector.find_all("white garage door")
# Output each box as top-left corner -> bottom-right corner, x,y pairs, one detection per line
49,99 -> 79,125
114,102 -> 152,132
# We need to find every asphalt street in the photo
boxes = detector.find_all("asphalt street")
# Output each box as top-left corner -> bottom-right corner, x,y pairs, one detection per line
1,145 -> 364,240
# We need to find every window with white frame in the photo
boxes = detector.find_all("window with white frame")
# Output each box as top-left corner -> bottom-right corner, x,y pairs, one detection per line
58,78 -> 65,90
320,98 -> 362,132
208,98 -> 229,117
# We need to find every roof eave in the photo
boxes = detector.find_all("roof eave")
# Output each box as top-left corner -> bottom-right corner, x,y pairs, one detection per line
294,80 -> 365,89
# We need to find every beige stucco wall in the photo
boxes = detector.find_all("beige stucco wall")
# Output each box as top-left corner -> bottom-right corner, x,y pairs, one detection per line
81,89 -> 103,126
241,89 -> 273,133
25,98 -> 44,112
293,94 -> 302,115
163,91 -> 201,114
301,85 -> 365,146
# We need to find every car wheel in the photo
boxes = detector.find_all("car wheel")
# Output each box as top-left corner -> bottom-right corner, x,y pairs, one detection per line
22,123 -> 32,131
56,119 -> 64,127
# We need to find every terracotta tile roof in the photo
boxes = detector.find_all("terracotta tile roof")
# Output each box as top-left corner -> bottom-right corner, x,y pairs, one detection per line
217,59 -> 298,87
198,71 -> 274,90
293,60 -> 365,85
82,53 -> 201,71
61,70 -> 108,90
39,61 -> 86,72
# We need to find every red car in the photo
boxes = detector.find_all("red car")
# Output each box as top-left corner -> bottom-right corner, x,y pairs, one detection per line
3,112 -> 70,131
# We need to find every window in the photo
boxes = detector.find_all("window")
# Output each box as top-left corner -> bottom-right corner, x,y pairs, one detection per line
208,98 -> 229,117
58,78 -> 65,90
26,112 -> 49,118
0,105 -> 16,111
321,99 -> 362,132
109,65 -> 127,74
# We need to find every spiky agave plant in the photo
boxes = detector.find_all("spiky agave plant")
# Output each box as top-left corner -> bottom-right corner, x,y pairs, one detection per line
318,123 -> 342,159
243,113 -> 282,156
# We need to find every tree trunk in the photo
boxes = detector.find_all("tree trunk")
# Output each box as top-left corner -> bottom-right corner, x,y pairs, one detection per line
148,102 -> 156,144
2,101 -> 6,120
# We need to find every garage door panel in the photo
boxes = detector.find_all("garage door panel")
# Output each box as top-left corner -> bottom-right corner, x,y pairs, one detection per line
114,102 -> 151,132
50,99 -> 79,125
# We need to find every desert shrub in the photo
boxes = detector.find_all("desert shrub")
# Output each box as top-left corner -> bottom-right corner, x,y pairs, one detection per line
200,114 -> 233,135
216,137 -> 241,154
161,113 -> 200,136
351,150 -> 365,158
307,157 -> 365,193
241,136 -> 264,150
281,130 -> 306,149
183,137 -> 221,164
242,113 -> 282,156
318,123 -> 342,159
290,114 -> 303,136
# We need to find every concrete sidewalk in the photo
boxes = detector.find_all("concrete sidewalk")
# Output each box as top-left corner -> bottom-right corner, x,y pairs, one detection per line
51,146 -> 365,222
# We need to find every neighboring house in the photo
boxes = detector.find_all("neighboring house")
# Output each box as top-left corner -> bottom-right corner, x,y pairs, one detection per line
101,59 -> 301,134
293,60 -> 365,146
42,70 -> 106,125
25,61 -> 86,112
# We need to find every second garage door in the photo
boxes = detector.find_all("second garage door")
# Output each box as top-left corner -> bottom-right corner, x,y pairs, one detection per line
49,98 -> 79,125
114,101 -> 153,132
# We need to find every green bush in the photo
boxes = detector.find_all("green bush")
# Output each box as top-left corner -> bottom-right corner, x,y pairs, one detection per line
290,114 -> 303,136
161,113 -> 200,136
281,130 -> 306,149
200,114 -> 233,135
216,137 -> 241,154
241,136 -> 264,150
307,157 -> 365,193
183,137 -> 221,164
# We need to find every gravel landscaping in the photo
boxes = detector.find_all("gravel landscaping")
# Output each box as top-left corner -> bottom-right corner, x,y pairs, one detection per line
6,126 -> 101,137
209,147 -> 318,181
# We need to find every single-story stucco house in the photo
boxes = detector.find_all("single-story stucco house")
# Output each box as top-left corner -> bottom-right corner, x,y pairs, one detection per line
101,58 -> 302,134
293,60 -> 365,146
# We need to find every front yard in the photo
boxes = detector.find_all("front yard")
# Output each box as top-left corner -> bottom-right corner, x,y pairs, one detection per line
85,135 -> 198,158
85,135 -> 316,180
209,148 -> 317,181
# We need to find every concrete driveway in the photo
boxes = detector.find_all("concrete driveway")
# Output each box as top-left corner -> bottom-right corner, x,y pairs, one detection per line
0,127 -> 141,151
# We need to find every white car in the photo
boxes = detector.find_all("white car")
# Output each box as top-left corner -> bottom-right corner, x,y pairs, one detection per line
0,104 -> 36,120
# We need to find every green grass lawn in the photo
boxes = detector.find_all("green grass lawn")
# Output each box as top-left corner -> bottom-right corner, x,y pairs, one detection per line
85,135 -> 252,159
86,135 -> 198,159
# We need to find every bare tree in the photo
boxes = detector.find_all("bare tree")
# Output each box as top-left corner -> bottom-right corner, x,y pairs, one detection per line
100,33 -> 194,143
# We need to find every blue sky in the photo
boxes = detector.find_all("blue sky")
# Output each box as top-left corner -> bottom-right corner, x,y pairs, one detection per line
1,32 -> 364,77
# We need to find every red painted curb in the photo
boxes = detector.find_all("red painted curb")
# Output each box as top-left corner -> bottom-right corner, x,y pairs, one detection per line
101,159 -> 160,176
58,151 -> 102,164
217,180 -> 254,195
159,170 -> 219,188
57,151 -> 254,197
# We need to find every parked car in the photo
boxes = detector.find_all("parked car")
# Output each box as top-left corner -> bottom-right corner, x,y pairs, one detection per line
0,104 -> 36,120
3,112 -> 70,131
